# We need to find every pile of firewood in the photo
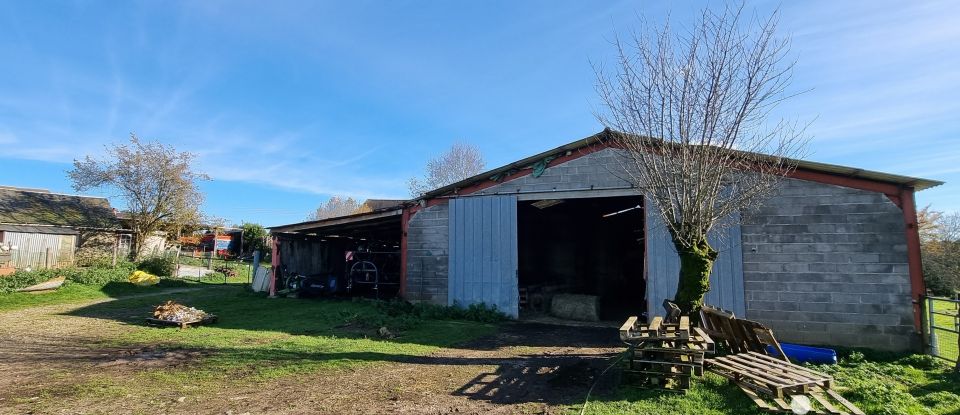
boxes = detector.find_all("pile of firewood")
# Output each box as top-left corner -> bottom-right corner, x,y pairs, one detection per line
153,300 -> 211,323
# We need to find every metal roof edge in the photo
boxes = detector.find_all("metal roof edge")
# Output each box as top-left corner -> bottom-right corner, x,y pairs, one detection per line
268,208 -> 403,233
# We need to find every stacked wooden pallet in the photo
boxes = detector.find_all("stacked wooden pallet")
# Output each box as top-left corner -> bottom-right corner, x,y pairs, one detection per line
699,303 -> 865,415
708,352 -> 863,414
619,315 -> 714,391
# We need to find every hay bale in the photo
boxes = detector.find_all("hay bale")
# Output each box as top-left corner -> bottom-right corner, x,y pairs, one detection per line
550,294 -> 600,321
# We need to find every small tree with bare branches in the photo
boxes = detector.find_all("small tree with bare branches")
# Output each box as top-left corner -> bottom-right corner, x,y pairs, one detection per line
596,5 -> 807,313
409,142 -> 486,197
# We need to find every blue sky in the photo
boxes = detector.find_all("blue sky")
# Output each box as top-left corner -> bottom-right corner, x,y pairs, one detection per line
0,0 -> 957,226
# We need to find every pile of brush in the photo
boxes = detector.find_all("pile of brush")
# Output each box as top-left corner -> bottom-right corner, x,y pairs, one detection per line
153,300 -> 211,323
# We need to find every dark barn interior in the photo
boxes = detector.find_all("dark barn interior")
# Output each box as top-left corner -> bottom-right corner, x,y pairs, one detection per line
274,211 -> 403,299
517,196 -> 645,321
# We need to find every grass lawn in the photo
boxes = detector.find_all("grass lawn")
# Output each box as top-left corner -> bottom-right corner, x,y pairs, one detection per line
1,284 -> 498,413
579,350 -> 960,415
74,287 -> 497,382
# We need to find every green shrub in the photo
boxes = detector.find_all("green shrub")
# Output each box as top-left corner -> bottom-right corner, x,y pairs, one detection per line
66,265 -> 133,286
374,299 -> 508,323
136,256 -> 176,277
898,354 -> 944,370
0,263 -> 135,293
0,269 -> 60,293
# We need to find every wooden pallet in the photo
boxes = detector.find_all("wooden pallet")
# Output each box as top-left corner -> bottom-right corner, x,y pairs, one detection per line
620,315 -> 714,391
145,315 -> 218,329
736,383 -> 864,415
707,352 -> 832,398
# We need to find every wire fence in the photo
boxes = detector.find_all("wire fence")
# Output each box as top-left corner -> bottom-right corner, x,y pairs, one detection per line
925,295 -> 960,366
169,248 -> 265,285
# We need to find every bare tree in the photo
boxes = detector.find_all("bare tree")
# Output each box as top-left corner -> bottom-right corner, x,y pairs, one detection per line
69,134 -> 209,260
310,196 -> 368,220
918,205 -> 945,243
409,142 -> 486,197
920,206 -> 960,295
595,5 -> 807,313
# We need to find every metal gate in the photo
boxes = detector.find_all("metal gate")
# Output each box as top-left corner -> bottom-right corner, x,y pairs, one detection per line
448,195 -> 519,318
926,296 -> 959,366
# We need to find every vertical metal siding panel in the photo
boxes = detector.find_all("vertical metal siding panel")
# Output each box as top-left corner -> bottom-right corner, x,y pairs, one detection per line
645,208 -> 745,317
483,197 -> 493,304
457,199 -> 466,306
502,196 -> 520,318
646,210 -> 679,318
494,197 -> 502,313
463,199 -> 473,305
448,200 -> 460,306
727,216 -> 746,316
446,195 -> 519,318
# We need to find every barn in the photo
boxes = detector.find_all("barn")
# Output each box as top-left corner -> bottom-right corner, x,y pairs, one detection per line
268,130 -> 942,351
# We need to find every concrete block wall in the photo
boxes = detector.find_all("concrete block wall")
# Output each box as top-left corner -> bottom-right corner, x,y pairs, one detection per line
404,204 -> 450,304
741,178 -> 916,351
477,148 -> 634,194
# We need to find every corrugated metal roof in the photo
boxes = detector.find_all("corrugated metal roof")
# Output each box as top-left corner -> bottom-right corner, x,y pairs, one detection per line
362,199 -> 406,211
268,208 -> 403,233
0,188 -> 124,229
0,224 -> 80,235
418,129 -> 943,200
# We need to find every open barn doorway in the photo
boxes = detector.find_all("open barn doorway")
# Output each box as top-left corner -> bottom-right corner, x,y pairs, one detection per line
517,195 -> 645,322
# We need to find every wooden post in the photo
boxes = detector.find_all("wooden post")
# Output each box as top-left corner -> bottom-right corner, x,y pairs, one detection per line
112,234 -> 119,268
269,237 -> 279,298
174,244 -> 181,279
44,247 -> 51,269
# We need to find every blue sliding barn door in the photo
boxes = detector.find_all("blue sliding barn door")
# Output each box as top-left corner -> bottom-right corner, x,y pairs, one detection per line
448,195 -> 519,318
645,207 -> 746,318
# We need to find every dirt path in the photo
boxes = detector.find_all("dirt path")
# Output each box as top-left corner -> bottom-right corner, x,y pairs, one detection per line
0,293 -> 624,414
0,287 -> 210,401
184,323 -> 623,415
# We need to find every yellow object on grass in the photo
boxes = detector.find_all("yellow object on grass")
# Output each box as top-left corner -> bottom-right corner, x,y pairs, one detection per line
129,270 -> 160,286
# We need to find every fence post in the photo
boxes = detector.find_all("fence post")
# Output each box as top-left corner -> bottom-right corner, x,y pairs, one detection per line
927,297 -> 936,355
44,247 -> 51,269
252,250 -> 260,283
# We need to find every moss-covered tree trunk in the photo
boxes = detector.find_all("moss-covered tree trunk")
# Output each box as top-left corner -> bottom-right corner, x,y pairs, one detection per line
673,236 -> 719,315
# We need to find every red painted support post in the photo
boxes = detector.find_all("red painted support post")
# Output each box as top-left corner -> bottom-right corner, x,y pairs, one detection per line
900,187 -> 925,332
269,236 -> 279,298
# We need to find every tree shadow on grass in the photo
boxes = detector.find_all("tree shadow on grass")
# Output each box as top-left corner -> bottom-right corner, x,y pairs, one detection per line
64,285 -> 623,350
43,285 -> 711,407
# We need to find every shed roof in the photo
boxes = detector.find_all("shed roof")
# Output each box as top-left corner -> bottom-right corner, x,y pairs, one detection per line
0,187 -> 124,230
361,199 -> 406,211
418,129 -> 944,200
